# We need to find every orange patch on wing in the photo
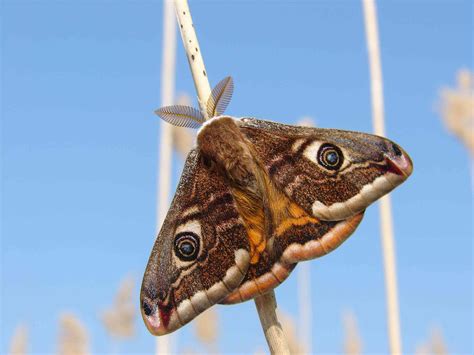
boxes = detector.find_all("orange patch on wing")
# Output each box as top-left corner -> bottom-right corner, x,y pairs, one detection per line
230,187 -> 266,265
275,202 -> 319,237
275,215 -> 317,237
247,228 -> 265,264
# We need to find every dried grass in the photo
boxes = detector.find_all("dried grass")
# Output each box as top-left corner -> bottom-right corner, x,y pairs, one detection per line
414,326 -> 448,355
100,276 -> 136,338
297,117 -> 316,128
9,324 -> 28,355
342,311 -> 362,355
295,117 -> 315,355
439,69 -> 474,156
194,308 -> 219,345
57,313 -> 90,355
277,311 -> 307,355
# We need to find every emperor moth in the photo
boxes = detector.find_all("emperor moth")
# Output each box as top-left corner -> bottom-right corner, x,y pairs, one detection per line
141,77 -> 413,335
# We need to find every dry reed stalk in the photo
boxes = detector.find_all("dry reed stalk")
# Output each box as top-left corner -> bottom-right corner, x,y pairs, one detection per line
362,1 -> 403,354
172,94 -> 195,157
172,0 -> 290,353
194,308 -> 219,353
278,310 -> 307,354
101,276 -> 136,338
57,313 -> 90,355
8,324 -> 28,355
296,116 -> 316,355
156,0 -> 178,354
254,292 -> 291,355
174,0 -> 211,118
439,69 -> 474,155
296,263 -> 312,354
342,311 -> 363,355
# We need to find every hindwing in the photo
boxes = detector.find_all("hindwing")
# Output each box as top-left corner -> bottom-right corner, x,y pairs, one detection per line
220,181 -> 364,304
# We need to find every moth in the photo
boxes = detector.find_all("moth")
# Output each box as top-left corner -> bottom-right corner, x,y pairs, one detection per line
141,77 -> 413,336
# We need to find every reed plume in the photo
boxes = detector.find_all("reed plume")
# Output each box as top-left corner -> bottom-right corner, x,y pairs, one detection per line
194,308 -> 219,353
297,116 -> 316,128
57,313 -> 90,355
277,310 -> 307,355
414,326 -> 448,355
438,69 -> 474,156
430,327 -> 448,355
8,324 -> 28,355
101,276 -> 136,338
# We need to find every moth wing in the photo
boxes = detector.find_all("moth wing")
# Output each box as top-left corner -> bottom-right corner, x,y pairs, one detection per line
141,149 -> 250,335
220,203 -> 364,305
155,105 -> 205,128
220,118 -> 373,304
238,117 -> 405,221
207,76 -> 234,118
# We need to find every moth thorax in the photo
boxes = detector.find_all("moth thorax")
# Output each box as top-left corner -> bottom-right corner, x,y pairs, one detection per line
197,117 -> 256,187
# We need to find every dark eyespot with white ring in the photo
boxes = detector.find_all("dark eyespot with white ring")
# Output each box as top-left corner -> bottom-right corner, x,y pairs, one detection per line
174,232 -> 200,261
317,143 -> 344,170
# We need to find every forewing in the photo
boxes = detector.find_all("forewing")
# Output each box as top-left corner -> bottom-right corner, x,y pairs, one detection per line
237,118 -> 412,221
221,116 -> 413,304
140,149 -> 250,335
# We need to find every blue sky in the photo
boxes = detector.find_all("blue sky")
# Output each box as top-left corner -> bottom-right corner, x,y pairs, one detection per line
1,0 -> 472,354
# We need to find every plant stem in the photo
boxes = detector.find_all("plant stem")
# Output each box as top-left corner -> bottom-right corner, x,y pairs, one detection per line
254,291 -> 291,355
362,1 -> 403,354
174,0 -> 212,119
297,262 -> 312,354
172,1 -> 290,353
156,0 -> 177,353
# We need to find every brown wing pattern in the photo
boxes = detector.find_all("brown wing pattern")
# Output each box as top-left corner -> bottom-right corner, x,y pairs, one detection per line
217,117 -> 412,304
238,118 -> 412,222
220,180 -> 363,304
140,149 -> 251,335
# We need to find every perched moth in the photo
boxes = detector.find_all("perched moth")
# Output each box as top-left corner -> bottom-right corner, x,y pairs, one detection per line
141,77 -> 413,335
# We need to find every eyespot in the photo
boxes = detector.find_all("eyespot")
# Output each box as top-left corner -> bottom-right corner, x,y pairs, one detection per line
317,143 -> 344,170
174,232 -> 200,261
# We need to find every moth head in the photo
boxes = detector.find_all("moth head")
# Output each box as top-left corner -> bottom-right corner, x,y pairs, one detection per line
154,76 -> 234,129
293,129 -> 413,220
